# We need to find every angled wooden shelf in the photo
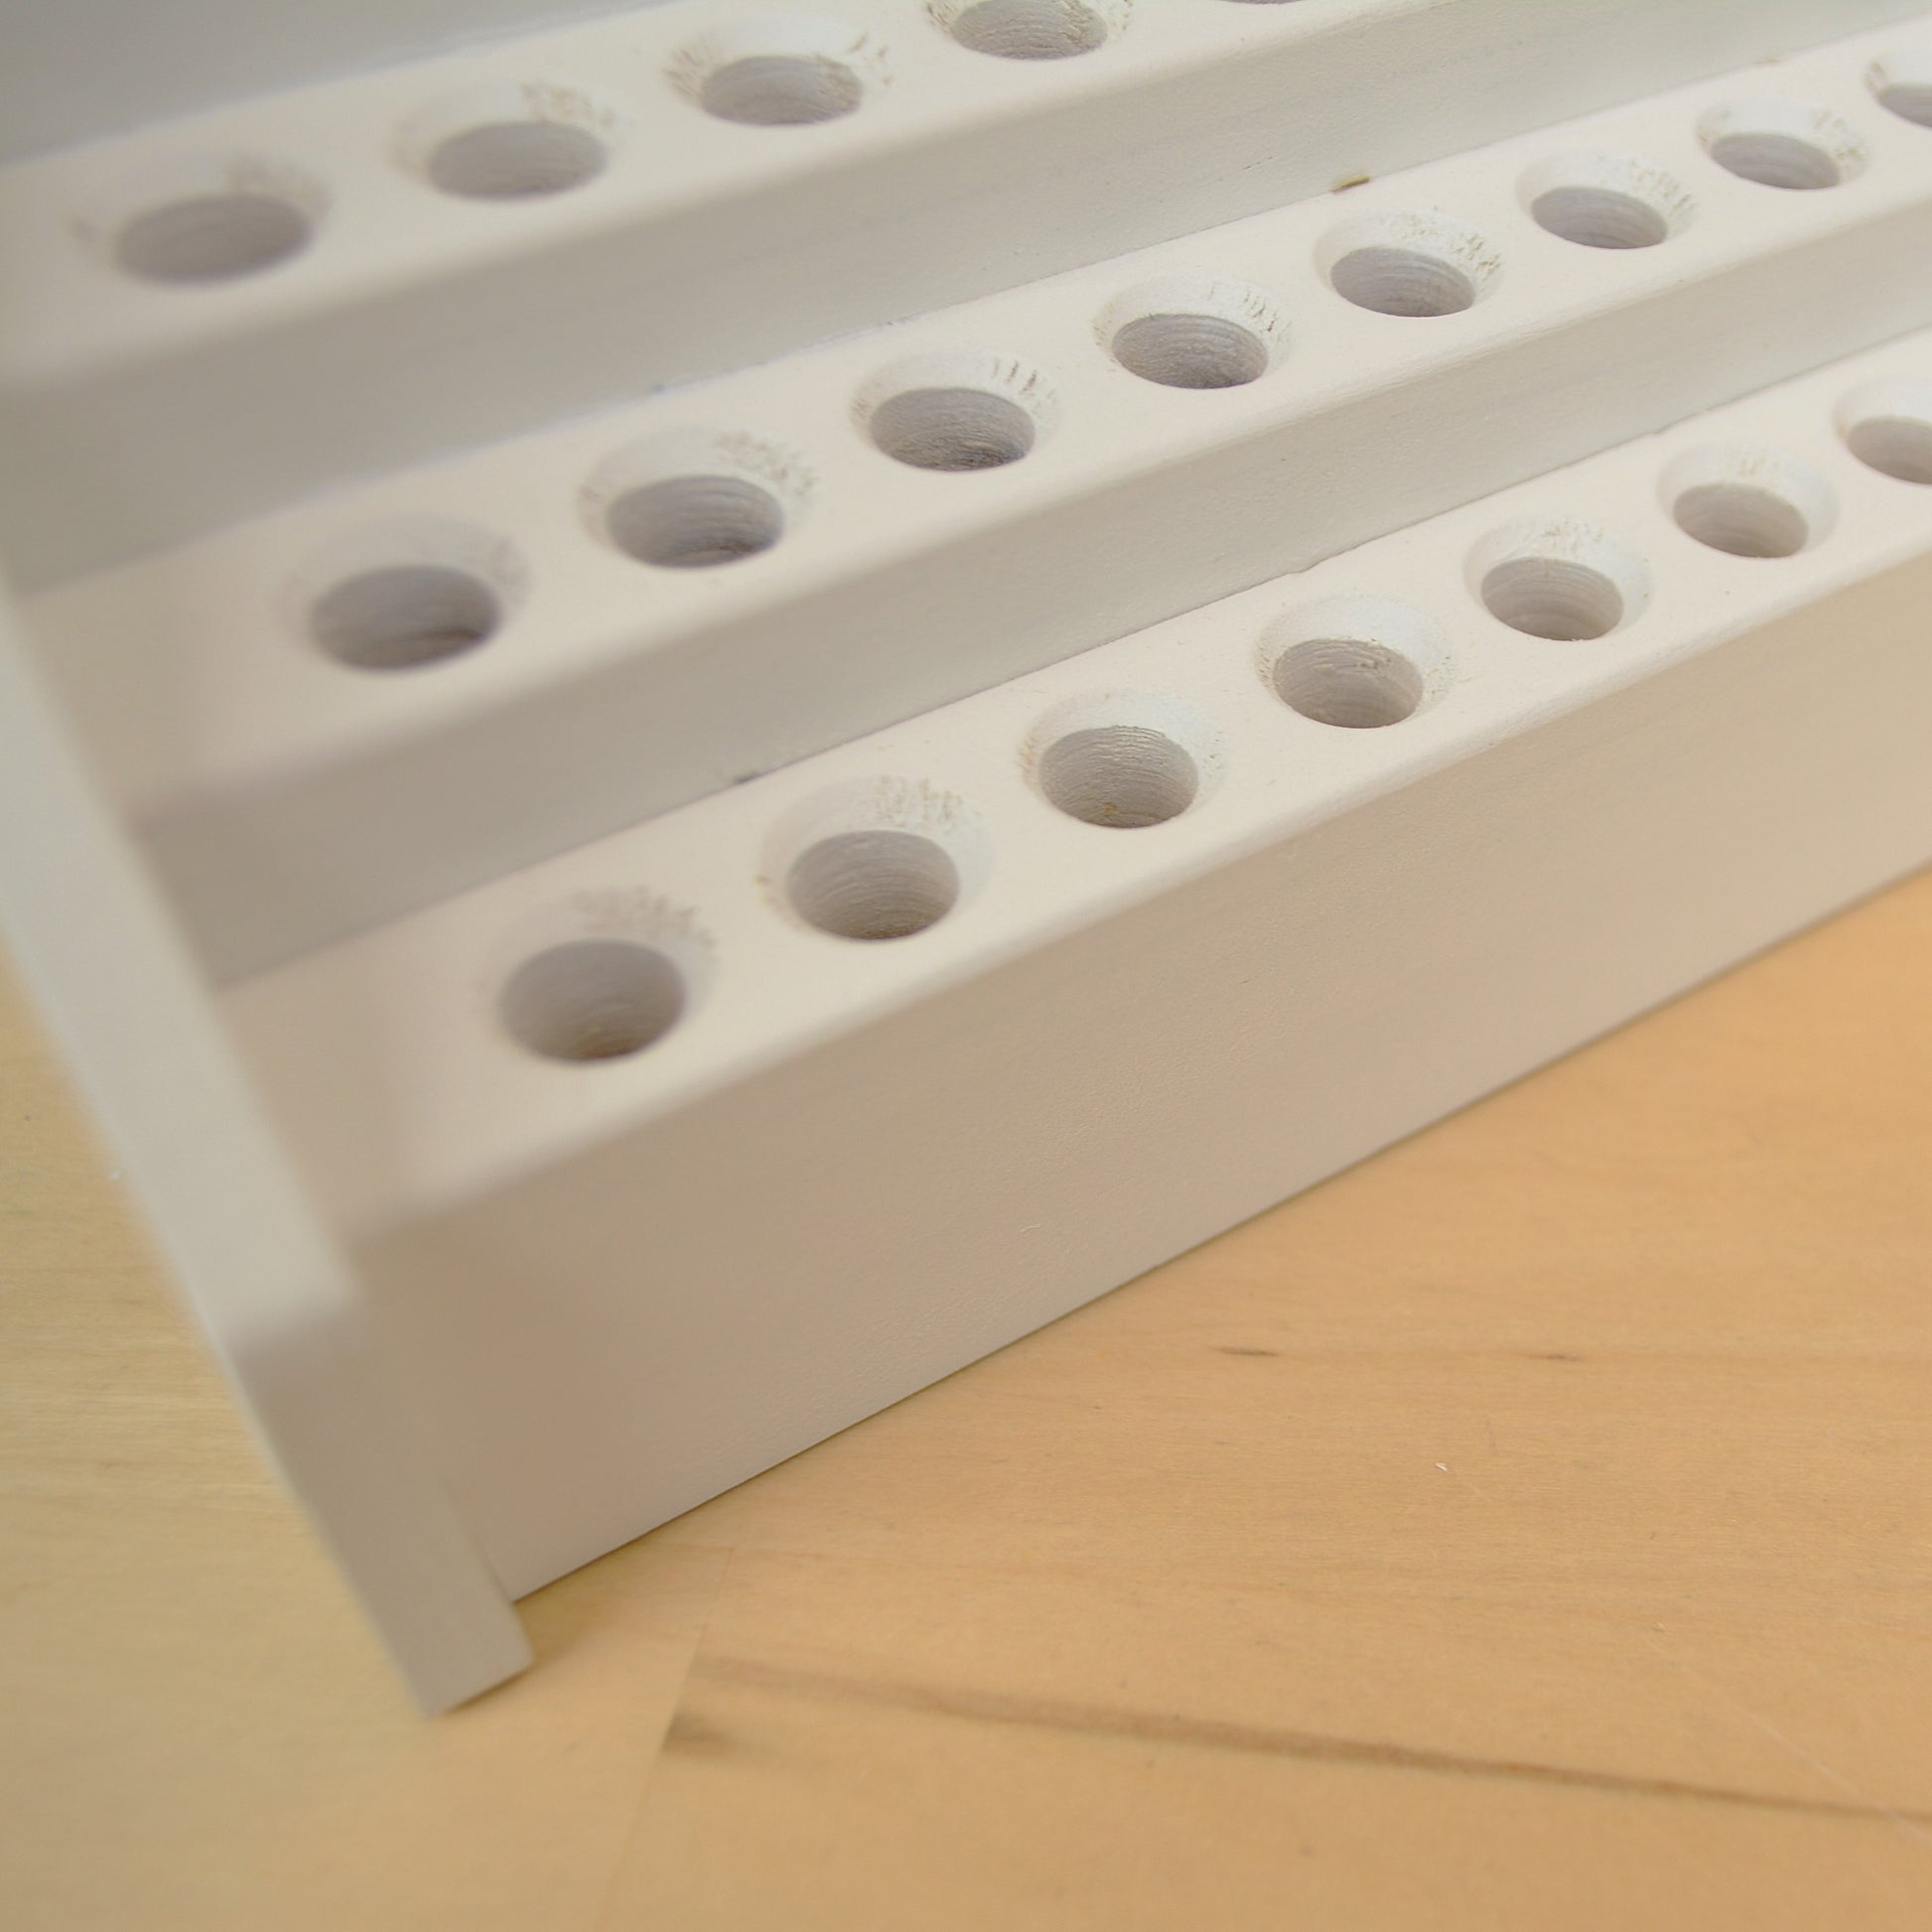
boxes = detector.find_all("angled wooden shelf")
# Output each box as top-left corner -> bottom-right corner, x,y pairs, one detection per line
5,0 -> 1932,1708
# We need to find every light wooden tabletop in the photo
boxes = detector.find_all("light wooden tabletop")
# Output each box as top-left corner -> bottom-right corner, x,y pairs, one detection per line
5,867 -> 1932,1932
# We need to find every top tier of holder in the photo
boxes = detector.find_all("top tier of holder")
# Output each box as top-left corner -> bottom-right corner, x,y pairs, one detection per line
1,0 -> 1924,587
31,18 -> 1932,980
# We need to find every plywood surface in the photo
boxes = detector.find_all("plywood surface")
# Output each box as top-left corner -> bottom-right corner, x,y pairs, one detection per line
4,870 -> 1931,1931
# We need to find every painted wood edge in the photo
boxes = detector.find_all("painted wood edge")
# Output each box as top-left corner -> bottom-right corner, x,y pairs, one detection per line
0,578 -> 528,1711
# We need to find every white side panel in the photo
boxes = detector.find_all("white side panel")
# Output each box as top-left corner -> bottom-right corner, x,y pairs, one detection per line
0,587 -> 528,1710
222,336 -> 1932,1595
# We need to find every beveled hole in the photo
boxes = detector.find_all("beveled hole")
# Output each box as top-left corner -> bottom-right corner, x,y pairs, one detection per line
608,476 -> 785,567
700,54 -> 863,125
310,564 -> 500,670
1111,313 -> 1270,389
1273,640 -> 1425,728
1038,726 -> 1198,827
500,939 -> 685,1061
1480,557 -> 1625,640
426,120 -> 607,198
945,0 -> 1110,60
1330,245 -> 1476,317
788,830 -> 960,939
116,193 -> 312,283
1672,482 -> 1811,558
870,387 -> 1036,471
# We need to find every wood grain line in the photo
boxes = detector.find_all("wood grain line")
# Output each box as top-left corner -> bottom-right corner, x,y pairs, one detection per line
697,1655 -> 1932,1827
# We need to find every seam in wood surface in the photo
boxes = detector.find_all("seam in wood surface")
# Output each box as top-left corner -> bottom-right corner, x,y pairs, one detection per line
691,1654 -> 1932,1830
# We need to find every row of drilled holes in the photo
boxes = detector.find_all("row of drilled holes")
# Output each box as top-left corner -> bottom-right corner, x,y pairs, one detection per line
106,0 -> 1283,283
301,79 -> 1928,672
495,394 -> 1932,1061
106,46 -> 1932,287
313,286 -> 1916,676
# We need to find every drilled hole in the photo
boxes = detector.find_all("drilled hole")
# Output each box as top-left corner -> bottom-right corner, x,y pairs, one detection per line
1274,640 -> 1425,728
1672,482 -> 1811,558
701,54 -> 862,124
1870,53 -> 1932,129
1330,245 -> 1475,318
115,193 -> 312,283
426,120 -> 606,198
1710,129 -> 1842,190
788,830 -> 959,940
608,476 -> 784,567
1701,99 -> 1865,192
1038,726 -> 1197,828
944,0 -> 1110,58
1102,278 -> 1285,391
1521,153 -> 1693,253
870,387 -> 1035,471
1532,184 -> 1670,249
1879,80 -> 1932,125
1848,415 -> 1932,484
500,939 -> 685,1062
1837,382 -> 1932,487
1663,448 -> 1835,561
1111,313 -> 1269,389
1480,558 -> 1625,641
310,564 -> 500,670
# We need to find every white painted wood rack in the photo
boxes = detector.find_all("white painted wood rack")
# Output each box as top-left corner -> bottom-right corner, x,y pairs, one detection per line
5,0 -> 1932,1708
